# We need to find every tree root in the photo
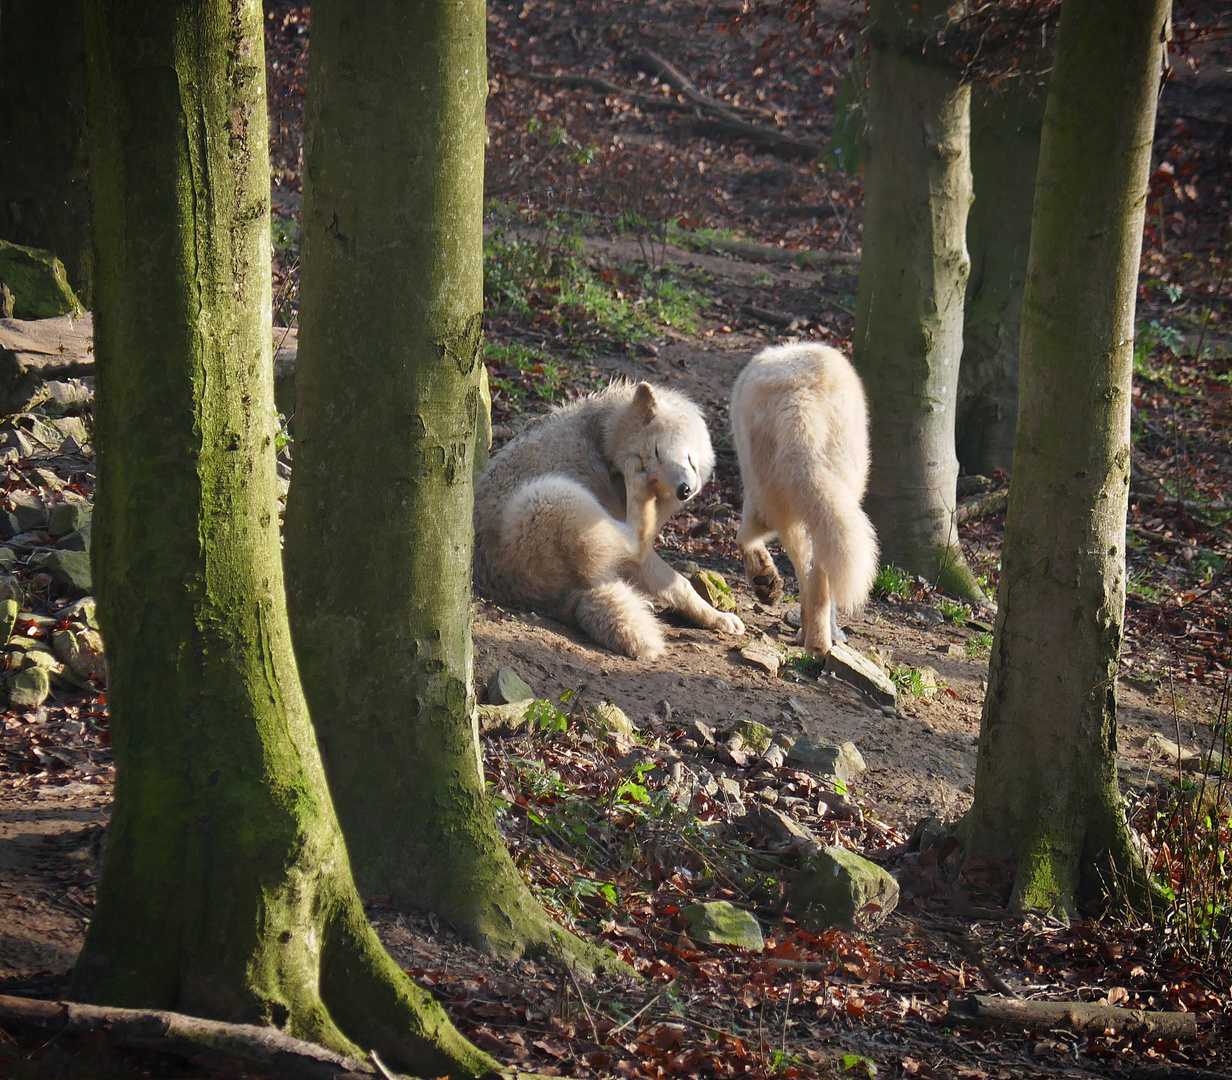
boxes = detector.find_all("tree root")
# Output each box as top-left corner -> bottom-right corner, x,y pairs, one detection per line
0,993 -> 388,1080
523,52 -> 821,161
956,488 -> 1009,524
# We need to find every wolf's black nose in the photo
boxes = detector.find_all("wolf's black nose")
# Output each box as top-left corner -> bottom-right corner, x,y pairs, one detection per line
677,481 -> 693,501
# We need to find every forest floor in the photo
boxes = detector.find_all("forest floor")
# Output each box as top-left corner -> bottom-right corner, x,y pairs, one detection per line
2,1 -> 1232,1077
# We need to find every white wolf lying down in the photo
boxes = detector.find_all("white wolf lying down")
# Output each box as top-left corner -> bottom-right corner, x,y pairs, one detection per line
474,381 -> 745,660
730,343 -> 879,657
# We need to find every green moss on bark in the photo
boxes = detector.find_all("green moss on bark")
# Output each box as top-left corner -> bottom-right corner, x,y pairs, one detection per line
75,3 -> 498,1074
961,0 -> 1170,918
284,0 -> 623,974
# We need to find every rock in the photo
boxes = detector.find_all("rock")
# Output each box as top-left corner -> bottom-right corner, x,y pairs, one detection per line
0,598 -> 16,644
726,718 -> 772,755
717,775 -> 744,803
786,736 -> 867,784
674,560 -> 701,579
8,665 -> 51,709
0,511 -> 19,538
1139,731 -> 1216,773
760,742 -> 787,770
786,696 -> 811,718
586,701 -> 635,738
824,642 -> 897,707
694,768 -> 719,797
711,678 -> 731,692
690,568 -> 738,613
52,627 -> 107,682
0,574 -> 25,605
486,666 -> 534,704
680,901 -> 764,951
0,240 -> 82,318
740,639 -> 782,677
475,699 -> 534,735
917,665 -> 940,703
689,719 -> 715,745
61,595 -> 97,627
57,520 -> 92,552
783,605 -> 802,630
746,803 -> 822,852
48,500 -> 91,538
791,845 -> 900,931
0,547 -> 15,570
909,816 -> 951,854
7,491 -> 49,533
39,549 -> 91,594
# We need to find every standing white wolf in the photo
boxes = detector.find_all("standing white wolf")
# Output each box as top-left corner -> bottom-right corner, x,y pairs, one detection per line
730,343 -> 878,657
474,381 -> 745,660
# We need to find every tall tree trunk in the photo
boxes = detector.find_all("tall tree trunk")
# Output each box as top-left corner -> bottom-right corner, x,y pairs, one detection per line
0,0 -> 93,301
959,0 -> 1169,918
956,79 -> 1048,478
854,0 -> 982,600
283,0 -> 616,971
73,3 -> 496,1074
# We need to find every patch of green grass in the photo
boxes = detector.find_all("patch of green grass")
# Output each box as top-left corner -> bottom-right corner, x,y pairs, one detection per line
271,213 -> 298,256
965,631 -> 993,659
484,223 -> 704,353
936,597 -> 970,624
873,564 -> 913,599
785,652 -> 825,679
663,223 -> 741,252
891,664 -> 927,698
483,340 -> 570,407
1128,571 -> 1163,604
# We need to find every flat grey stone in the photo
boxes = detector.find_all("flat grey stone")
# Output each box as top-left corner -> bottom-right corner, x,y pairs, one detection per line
52,626 -> 106,682
7,491 -> 48,532
786,736 -> 867,783
746,803 -> 821,852
680,900 -> 764,951
791,845 -> 900,931
586,701 -> 635,738
824,642 -> 897,706
0,597 -> 16,644
740,641 -> 781,677
487,666 -> 534,704
41,549 -> 91,595
475,699 -> 534,735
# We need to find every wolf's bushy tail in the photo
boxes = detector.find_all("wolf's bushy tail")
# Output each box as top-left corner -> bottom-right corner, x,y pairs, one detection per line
806,472 -> 879,613
562,581 -> 666,661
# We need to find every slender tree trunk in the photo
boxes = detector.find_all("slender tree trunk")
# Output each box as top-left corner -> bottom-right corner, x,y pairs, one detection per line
959,0 -> 1169,917
73,4 -> 496,1074
854,0 -> 982,600
0,0 -> 93,301
283,0 -> 616,972
956,79 -> 1048,478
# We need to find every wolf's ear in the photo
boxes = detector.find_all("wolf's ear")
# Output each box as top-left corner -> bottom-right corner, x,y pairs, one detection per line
632,382 -> 658,422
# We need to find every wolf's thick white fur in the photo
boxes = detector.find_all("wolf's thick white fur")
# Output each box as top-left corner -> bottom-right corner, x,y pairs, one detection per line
474,381 -> 745,660
730,343 -> 878,657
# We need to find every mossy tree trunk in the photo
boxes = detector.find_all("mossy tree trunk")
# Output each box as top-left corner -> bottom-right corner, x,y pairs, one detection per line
854,0 -> 982,600
0,0 -> 93,301
283,0 -> 615,972
956,78 -> 1048,478
73,3 -> 497,1074
959,0 -> 1169,918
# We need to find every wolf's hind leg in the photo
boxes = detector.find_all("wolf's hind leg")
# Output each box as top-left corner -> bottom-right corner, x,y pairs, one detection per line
568,581 -> 666,661
736,504 -> 783,604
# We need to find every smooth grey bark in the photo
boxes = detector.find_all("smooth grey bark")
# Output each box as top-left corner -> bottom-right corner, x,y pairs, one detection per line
284,0 -> 618,972
73,3 -> 497,1074
0,0 -> 92,301
854,0 -> 982,600
959,0 -> 1169,918
956,79 -> 1048,478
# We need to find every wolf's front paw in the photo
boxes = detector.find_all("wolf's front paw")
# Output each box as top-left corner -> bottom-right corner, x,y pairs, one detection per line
712,612 -> 745,636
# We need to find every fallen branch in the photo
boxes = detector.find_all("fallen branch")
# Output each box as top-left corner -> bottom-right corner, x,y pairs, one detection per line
739,303 -> 802,329
698,236 -> 860,268
948,993 -> 1199,1039
956,489 -> 1009,525
0,993 -> 386,1080
1130,486 -> 1231,514
524,54 -> 821,161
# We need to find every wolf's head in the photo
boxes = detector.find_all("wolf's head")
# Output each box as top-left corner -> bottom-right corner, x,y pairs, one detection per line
610,382 -> 715,506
